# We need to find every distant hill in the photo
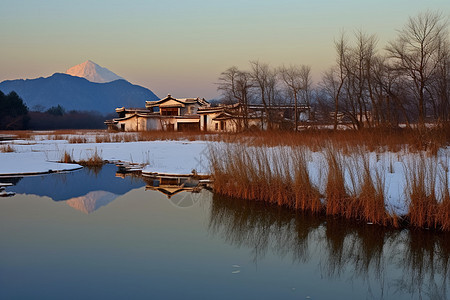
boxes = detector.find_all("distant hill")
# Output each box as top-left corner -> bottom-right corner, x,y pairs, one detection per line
0,73 -> 159,114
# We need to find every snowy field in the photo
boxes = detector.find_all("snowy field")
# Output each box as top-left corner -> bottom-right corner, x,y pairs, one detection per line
1,135 -> 449,216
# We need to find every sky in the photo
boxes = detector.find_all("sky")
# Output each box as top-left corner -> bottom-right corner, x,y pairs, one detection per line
0,0 -> 449,100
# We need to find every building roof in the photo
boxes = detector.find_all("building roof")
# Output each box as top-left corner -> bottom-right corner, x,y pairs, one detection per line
115,107 -> 149,113
145,94 -> 209,109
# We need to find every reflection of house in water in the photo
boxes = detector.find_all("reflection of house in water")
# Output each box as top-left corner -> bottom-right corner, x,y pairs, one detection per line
144,176 -> 202,198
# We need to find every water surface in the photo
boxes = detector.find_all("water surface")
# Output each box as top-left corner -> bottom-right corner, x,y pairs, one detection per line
1,167 -> 449,299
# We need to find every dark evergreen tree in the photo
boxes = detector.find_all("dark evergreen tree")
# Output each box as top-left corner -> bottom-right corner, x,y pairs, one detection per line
0,91 -> 29,130
46,104 -> 65,116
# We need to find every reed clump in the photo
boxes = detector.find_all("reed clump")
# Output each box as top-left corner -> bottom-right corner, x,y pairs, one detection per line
78,148 -> 105,167
0,144 -> 15,153
60,150 -> 74,163
357,152 -> 389,225
404,155 -> 439,229
437,158 -> 450,230
68,136 -> 87,143
291,149 -> 322,212
324,147 -> 348,217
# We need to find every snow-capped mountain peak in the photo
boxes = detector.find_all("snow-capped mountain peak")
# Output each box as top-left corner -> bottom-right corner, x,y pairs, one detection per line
65,60 -> 125,83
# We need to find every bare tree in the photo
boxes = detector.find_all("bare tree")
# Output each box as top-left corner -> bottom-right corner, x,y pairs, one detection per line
250,60 -> 278,130
280,64 -> 312,130
431,34 -> 450,122
386,11 -> 449,127
333,32 -> 349,129
217,66 -> 253,130
299,65 -> 313,107
280,65 -> 302,131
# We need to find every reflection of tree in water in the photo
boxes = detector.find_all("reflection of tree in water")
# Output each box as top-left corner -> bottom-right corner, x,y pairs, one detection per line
391,230 -> 450,299
0,177 -> 22,185
208,194 -> 322,263
208,193 -> 450,299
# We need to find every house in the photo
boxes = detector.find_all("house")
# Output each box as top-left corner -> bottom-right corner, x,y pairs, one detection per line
105,94 -> 312,132
198,103 -> 311,132
197,104 -> 263,132
146,94 -> 209,131
105,94 -> 209,131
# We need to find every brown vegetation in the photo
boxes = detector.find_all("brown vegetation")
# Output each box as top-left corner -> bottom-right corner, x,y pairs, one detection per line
209,129 -> 450,231
0,144 -> 15,153
78,149 -> 105,167
59,148 -> 104,167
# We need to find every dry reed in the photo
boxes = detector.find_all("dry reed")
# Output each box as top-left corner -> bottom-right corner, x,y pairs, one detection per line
324,146 -> 348,217
210,140 -> 450,231
78,148 -> 105,167
0,144 -> 15,153
404,155 -> 439,229
436,157 -> 450,230
60,150 -> 74,163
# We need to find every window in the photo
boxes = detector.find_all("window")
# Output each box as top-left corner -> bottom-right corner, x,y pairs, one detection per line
215,123 -> 218,130
120,124 -> 125,131
161,107 -> 179,116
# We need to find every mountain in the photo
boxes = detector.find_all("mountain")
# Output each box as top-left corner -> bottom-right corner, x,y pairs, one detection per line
0,73 -> 159,114
65,60 -> 125,83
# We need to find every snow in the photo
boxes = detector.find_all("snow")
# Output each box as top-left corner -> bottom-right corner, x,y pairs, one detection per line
0,152 -> 82,176
0,139 -> 209,176
1,137 -> 449,216
65,60 -> 125,83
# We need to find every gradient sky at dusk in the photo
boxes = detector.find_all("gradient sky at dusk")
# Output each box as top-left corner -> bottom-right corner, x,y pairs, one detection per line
1,0 -> 449,99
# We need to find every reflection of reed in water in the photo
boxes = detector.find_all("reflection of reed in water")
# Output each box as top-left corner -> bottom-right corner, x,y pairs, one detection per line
209,193 -> 450,299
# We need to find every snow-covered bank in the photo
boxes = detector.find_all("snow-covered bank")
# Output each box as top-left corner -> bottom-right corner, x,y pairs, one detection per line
0,139 -> 209,176
0,152 -> 82,176
1,137 -> 449,219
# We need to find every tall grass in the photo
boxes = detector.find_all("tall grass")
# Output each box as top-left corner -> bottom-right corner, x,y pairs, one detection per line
324,147 -> 348,216
404,155 -> 439,229
209,141 -> 450,231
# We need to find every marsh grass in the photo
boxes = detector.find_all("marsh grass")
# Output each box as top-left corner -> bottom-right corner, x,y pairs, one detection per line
0,144 -> 15,153
325,147 -> 348,217
437,157 -> 450,230
404,155 -> 439,229
292,148 -> 322,212
60,150 -> 74,163
1,125 -> 448,152
68,136 -> 87,143
210,140 -> 450,231
59,148 -> 105,167
359,154 -> 388,225
78,148 -> 105,167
